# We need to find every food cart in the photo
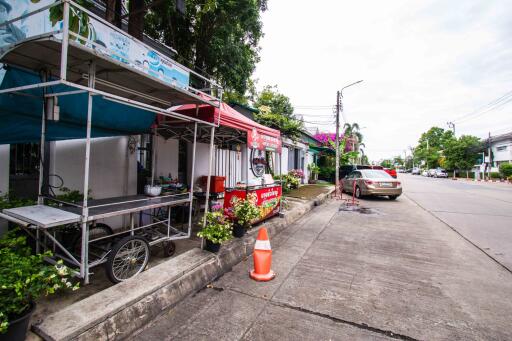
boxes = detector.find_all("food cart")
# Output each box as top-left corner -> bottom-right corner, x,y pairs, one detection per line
159,101 -> 283,224
0,0 -> 222,283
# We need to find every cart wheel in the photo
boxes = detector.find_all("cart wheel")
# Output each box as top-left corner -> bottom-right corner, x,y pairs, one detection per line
162,241 -> 176,257
72,223 -> 113,259
106,236 -> 150,283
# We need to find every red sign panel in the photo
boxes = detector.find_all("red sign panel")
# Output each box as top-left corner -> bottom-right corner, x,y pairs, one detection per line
224,185 -> 282,223
248,128 -> 282,153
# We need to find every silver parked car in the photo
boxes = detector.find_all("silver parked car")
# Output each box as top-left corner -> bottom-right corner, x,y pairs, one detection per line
342,169 -> 402,200
412,167 -> 420,175
433,168 -> 448,178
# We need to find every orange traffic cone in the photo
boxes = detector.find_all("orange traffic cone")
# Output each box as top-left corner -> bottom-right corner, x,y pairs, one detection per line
250,227 -> 276,281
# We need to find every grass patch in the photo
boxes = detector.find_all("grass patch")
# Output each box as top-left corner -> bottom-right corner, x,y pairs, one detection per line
285,184 -> 334,200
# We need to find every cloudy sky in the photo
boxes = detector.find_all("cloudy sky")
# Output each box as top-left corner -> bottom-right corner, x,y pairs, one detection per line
254,0 -> 512,161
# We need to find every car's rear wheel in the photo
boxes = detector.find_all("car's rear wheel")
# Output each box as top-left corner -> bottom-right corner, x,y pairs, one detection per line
355,186 -> 362,199
389,195 -> 399,200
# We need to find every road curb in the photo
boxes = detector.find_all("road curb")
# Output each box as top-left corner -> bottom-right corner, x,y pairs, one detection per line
33,188 -> 334,341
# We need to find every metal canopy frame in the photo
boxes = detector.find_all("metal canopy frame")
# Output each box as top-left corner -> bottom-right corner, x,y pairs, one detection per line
0,0 -> 221,284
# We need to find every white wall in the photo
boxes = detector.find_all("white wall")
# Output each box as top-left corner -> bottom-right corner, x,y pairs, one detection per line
282,137 -> 308,183
214,148 -> 242,188
52,137 -> 137,199
154,136 -> 179,180
492,139 -> 512,165
305,151 -> 315,182
0,145 -> 8,196
0,137 -> 138,232
0,145 -> 9,235
52,137 -> 137,229
187,142 -> 213,190
280,147 -> 289,175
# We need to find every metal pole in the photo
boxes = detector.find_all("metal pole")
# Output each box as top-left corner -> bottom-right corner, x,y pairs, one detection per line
202,126 -> 215,227
246,146 -> 250,186
38,72 -> 48,205
151,125 -> 157,185
187,122 -> 198,237
335,91 -> 340,196
60,0 -> 70,80
426,139 -> 429,170
80,61 -> 95,284
488,132 -> 491,180
278,151 -> 282,214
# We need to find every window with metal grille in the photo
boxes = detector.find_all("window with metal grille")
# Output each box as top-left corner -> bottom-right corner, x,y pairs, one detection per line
9,143 -> 40,199
9,143 -> 40,176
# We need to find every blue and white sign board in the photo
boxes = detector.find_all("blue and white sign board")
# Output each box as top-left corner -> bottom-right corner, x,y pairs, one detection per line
0,0 -> 190,89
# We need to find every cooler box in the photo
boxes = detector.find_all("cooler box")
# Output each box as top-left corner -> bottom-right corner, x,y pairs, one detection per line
200,176 -> 226,193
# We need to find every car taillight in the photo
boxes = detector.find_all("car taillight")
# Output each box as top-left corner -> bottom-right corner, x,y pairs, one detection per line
364,180 -> 374,185
396,182 -> 401,186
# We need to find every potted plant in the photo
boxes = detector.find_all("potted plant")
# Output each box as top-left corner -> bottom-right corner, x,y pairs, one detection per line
0,231 -> 78,341
232,199 -> 260,237
198,211 -> 233,252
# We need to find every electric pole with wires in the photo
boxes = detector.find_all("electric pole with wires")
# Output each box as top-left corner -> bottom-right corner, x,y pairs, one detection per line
335,80 -> 363,197
335,91 -> 341,196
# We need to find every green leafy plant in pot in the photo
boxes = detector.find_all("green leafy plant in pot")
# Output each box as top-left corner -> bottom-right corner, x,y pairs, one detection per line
198,212 -> 233,252
232,199 -> 260,237
0,231 -> 79,341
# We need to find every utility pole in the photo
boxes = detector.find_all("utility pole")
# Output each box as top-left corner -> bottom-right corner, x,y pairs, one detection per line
335,91 -> 340,196
447,121 -> 455,135
335,80 -> 363,196
487,132 -> 491,180
426,138 -> 429,169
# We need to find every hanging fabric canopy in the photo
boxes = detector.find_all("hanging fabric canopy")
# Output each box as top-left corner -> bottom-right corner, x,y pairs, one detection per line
0,66 -> 156,145
170,101 -> 282,153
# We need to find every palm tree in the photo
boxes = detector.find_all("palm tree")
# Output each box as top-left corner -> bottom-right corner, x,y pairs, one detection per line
343,123 -> 363,152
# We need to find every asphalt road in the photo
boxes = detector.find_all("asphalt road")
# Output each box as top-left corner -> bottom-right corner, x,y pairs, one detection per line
401,174 -> 512,272
131,189 -> 512,340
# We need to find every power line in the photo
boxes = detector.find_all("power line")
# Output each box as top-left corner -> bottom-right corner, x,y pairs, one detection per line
455,98 -> 512,126
453,90 -> 512,124
294,105 -> 334,108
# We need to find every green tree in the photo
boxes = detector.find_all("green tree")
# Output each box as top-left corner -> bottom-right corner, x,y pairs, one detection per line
380,159 -> 393,168
223,79 -> 258,105
343,123 -> 363,145
254,107 -> 303,139
413,127 -> 455,168
444,135 -> 483,176
253,85 -> 294,117
361,154 -> 369,165
144,0 -> 267,93
253,86 -> 303,139
393,155 -> 404,166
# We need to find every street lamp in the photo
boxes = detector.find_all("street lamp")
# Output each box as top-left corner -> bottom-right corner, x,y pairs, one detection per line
335,80 -> 363,195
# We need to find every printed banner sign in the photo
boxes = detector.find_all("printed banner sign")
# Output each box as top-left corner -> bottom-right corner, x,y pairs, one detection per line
248,127 -> 282,153
0,0 -> 190,89
224,185 -> 282,223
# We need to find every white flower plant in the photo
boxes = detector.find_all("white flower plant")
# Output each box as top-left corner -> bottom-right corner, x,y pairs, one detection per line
0,230 -> 79,334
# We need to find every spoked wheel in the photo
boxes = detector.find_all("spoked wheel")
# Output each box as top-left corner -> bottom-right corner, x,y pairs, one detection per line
162,240 -> 176,257
106,236 -> 150,283
72,223 -> 113,261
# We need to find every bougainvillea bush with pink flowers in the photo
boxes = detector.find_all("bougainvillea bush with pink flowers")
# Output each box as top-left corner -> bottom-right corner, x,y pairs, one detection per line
313,133 -> 355,152
289,169 -> 304,179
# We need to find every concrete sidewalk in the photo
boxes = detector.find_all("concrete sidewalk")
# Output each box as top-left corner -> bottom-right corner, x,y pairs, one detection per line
132,195 -> 512,340
31,187 -> 334,340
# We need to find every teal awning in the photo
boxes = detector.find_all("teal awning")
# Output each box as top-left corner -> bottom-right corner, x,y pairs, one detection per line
309,145 -> 334,155
0,66 -> 156,145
